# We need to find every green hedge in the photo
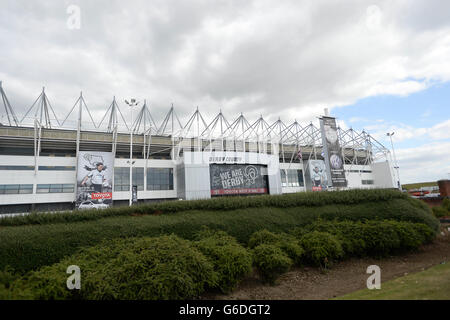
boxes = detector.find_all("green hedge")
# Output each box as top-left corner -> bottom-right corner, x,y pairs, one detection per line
0,235 -> 218,300
0,197 -> 439,273
299,231 -> 344,268
432,199 -> 450,218
248,230 -> 304,265
0,219 -> 439,299
0,189 -> 409,227
293,220 -> 435,257
251,244 -> 293,284
194,229 -> 252,293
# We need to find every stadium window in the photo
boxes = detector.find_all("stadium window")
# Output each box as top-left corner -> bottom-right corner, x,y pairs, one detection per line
280,169 -> 287,187
287,169 -> 299,187
297,169 -> 304,187
37,184 -> 75,193
4,185 -> 19,194
132,167 -> 144,191
114,167 -> 130,191
19,184 -> 33,194
62,184 -> 75,193
37,184 -> 50,193
0,165 -> 35,170
49,184 -> 63,193
0,184 -> 33,194
146,168 -> 174,191
38,166 -> 76,171
0,147 -> 34,156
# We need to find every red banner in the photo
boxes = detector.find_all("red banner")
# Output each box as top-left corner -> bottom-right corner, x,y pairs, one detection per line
91,192 -> 112,200
211,188 -> 268,195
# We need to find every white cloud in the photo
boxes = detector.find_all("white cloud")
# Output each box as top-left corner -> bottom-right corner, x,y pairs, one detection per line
0,0 -> 450,126
0,1 -> 449,185
395,141 -> 450,183
365,119 -> 450,142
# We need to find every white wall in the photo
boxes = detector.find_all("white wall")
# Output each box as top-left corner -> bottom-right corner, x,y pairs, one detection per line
343,164 -> 375,189
181,151 -> 282,200
0,155 -> 177,205
183,164 -> 211,200
0,155 -> 76,205
372,161 -> 396,188
0,153 -> 396,206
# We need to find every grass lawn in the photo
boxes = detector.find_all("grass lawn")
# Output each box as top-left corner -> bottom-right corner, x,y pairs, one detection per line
402,181 -> 438,191
336,262 -> 450,300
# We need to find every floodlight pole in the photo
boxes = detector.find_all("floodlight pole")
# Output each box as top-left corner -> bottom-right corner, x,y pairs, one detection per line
125,99 -> 139,206
387,132 -> 401,190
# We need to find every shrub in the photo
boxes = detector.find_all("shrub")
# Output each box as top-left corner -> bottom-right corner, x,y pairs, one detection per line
3,235 -> 218,300
411,223 -> 436,244
292,221 -> 366,256
248,230 -> 281,249
0,267 -> 18,289
252,244 -> 293,284
194,229 -> 252,293
382,221 -> 423,251
443,198 -> 450,211
432,206 -> 448,218
300,231 -> 344,268
294,220 -> 436,257
0,267 -> 20,299
277,234 -> 305,265
248,230 -> 304,265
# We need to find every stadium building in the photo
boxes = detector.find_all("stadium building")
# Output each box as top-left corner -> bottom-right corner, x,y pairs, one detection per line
0,83 -> 398,213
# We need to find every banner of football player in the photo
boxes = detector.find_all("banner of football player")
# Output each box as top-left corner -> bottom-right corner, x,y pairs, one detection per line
320,116 -> 347,187
210,164 -> 269,196
76,151 -> 114,209
305,159 -> 329,191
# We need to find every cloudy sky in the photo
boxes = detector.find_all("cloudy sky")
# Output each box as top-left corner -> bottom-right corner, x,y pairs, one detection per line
0,0 -> 449,183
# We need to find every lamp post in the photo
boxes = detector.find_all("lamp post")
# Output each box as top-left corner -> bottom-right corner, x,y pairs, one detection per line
125,99 -> 139,206
386,132 -> 401,190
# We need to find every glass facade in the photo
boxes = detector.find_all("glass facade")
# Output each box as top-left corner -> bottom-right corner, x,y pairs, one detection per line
114,167 -> 145,191
38,166 -> 75,171
37,184 -> 75,193
0,165 -> 34,170
114,167 -> 130,191
147,168 -> 174,191
0,184 -> 33,194
280,169 -> 287,187
133,167 -> 144,191
280,169 -> 304,187
0,166 -> 76,171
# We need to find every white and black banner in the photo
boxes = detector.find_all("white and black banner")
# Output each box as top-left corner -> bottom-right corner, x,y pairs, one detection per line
320,116 -> 347,187
210,164 -> 269,196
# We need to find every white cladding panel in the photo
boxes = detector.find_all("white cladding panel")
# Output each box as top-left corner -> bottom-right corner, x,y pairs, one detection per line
372,161 -> 396,188
0,152 -> 395,207
0,156 -> 177,204
181,151 -> 282,200
343,164 -> 375,189
184,164 -> 211,200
